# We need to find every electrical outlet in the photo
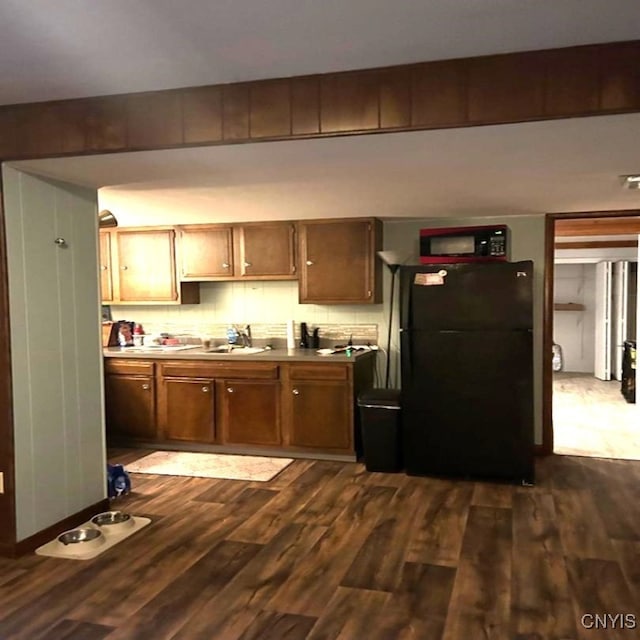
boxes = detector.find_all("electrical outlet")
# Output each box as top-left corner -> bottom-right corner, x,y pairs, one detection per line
0,472 -> 4,494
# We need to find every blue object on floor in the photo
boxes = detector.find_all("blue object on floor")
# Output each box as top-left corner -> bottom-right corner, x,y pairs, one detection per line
107,463 -> 131,498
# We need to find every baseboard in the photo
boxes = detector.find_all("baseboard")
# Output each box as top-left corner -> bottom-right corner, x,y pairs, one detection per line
108,439 -> 357,462
1,499 -> 110,558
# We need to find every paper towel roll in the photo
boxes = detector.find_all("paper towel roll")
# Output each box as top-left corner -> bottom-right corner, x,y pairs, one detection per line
286,319 -> 296,350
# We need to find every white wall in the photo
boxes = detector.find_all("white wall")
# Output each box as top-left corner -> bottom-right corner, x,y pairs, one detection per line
3,166 -> 106,541
553,264 -> 596,373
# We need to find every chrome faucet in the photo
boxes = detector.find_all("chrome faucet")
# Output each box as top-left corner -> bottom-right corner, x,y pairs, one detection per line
238,324 -> 252,347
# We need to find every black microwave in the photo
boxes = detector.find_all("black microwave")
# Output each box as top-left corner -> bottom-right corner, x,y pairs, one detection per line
419,224 -> 509,264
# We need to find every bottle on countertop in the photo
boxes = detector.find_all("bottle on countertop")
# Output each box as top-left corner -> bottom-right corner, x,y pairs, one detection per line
286,319 -> 296,350
299,322 -> 310,349
227,325 -> 239,345
133,323 -> 144,347
311,327 -> 320,349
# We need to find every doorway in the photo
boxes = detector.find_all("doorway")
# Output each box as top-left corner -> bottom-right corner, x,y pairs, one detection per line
545,212 -> 640,460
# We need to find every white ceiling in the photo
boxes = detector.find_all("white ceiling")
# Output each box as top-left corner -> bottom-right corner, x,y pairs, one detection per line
4,1 -> 640,223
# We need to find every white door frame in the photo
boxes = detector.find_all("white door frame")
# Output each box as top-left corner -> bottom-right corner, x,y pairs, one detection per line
612,261 -> 629,380
594,261 -> 612,380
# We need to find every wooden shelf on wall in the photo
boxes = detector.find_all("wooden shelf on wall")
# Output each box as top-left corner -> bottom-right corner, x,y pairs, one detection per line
554,303 -> 585,311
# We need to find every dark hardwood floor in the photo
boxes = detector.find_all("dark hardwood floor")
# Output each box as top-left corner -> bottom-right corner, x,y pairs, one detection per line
0,451 -> 638,639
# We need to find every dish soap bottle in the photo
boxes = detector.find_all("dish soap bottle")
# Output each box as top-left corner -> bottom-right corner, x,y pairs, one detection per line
227,325 -> 239,345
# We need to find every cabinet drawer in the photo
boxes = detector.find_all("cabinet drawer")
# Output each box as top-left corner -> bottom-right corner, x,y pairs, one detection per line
288,364 -> 349,380
160,360 -> 279,380
104,359 -> 155,376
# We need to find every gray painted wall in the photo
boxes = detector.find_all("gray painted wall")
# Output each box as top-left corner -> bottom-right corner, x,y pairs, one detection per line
383,215 -> 546,443
3,166 -> 106,541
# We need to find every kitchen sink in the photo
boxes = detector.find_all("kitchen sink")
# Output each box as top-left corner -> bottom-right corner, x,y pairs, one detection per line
206,346 -> 267,355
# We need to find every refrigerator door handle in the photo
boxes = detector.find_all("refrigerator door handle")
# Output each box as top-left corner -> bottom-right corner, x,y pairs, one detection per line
400,329 -> 413,386
400,267 -> 413,331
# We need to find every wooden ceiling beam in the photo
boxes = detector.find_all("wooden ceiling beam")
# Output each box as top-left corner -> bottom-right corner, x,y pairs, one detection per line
555,239 -> 638,249
554,217 -> 640,237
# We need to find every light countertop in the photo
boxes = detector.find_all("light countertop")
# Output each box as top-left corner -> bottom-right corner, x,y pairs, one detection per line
103,345 -> 377,364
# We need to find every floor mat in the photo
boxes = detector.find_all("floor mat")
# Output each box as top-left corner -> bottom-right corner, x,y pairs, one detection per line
124,450 -> 294,481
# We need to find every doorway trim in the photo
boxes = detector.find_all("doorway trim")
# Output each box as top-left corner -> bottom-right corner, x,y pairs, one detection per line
543,208 -> 640,455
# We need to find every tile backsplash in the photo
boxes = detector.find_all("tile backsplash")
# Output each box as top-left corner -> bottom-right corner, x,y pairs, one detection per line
110,280 -> 384,345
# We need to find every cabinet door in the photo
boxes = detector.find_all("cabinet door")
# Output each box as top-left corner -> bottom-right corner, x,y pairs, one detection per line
287,380 -> 352,450
179,226 -> 234,279
160,377 -> 215,442
236,222 -> 296,279
99,231 -> 113,302
105,375 -> 156,440
117,229 -> 178,301
299,218 -> 381,303
219,380 -> 281,446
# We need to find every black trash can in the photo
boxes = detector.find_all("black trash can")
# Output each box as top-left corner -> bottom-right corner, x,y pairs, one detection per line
357,389 -> 402,472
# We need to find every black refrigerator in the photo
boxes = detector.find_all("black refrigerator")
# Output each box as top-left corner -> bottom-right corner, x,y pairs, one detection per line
399,261 -> 534,484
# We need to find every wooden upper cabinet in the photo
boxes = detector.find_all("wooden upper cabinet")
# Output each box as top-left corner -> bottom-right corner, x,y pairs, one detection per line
99,231 -> 113,303
235,222 -> 296,279
178,225 -> 234,279
117,229 -> 178,301
178,222 -> 296,281
298,218 -> 382,304
113,228 -> 199,304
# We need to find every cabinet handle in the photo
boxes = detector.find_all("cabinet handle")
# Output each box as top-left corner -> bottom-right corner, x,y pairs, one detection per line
292,388 -> 300,395
306,260 -> 314,266
227,387 -> 234,393
222,262 -> 230,269
243,261 -> 252,268
202,386 -> 209,393
142,383 -> 150,390
101,265 -> 108,271
121,265 -> 128,271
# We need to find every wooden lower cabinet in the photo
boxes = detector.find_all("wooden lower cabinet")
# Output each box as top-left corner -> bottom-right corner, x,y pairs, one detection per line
105,354 -> 375,455
159,377 -> 215,442
218,379 -> 281,446
286,380 -> 352,450
105,374 -> 156,440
